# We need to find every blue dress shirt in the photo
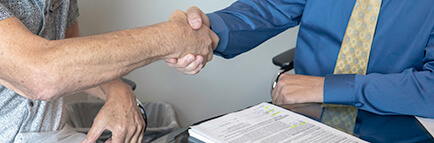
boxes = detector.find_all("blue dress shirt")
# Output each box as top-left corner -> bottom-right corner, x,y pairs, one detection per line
207,0 -> 434,117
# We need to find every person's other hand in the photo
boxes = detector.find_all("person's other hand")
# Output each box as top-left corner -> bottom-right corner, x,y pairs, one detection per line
165,6 -> 215,75
82,85 -> 145,143
271,73 -> 324,105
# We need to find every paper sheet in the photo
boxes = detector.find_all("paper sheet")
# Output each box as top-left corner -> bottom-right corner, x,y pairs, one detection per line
416,117 -> 434,137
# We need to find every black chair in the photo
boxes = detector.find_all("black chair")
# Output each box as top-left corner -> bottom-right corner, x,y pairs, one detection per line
271,48 -> 295,90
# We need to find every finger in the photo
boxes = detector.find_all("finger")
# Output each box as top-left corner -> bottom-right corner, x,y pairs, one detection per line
187,8 -> 202,29
126,124 -> 136,143
186,6 -> 210,29
176,54 -> 196,68
271,85 -> 278,104
129,129 -> 139,143
131,115 -> 145,143
135,124 -> 145,143
179,56 -> 202,73
138,128 -> 144,143
105,138 -> 112,143
111,130 -> 127,143
164,58 -> 178,68
185,64 -> 203,75
137,117 -> 146,143
272,81 -> 283,105
168,10 -> 187,22
82,122 -> 105,143
164,58 -> 177,64
129,115 -> 141,143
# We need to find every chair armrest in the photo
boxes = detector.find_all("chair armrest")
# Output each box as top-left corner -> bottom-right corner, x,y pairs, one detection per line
121,78 -> 136,91
272,48 -> 295,71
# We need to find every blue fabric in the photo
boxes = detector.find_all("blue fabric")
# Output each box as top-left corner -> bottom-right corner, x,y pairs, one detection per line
208,0 -> 434,117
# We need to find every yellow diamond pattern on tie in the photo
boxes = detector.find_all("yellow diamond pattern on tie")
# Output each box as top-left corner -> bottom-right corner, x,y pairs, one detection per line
335,0 -> 382,75
322,0 -> 382,135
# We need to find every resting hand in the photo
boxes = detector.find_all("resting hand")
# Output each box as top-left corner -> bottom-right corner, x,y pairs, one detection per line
271,73 -> 324,105
82,81 -> 145,143
165,6 -> 215,75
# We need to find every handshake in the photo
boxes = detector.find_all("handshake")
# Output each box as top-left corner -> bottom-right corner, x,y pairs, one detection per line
164,6 -> 217,75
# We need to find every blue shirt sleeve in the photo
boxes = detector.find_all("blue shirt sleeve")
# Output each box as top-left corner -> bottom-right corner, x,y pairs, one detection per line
325,28 -> 434,118
207,0 -> 306,59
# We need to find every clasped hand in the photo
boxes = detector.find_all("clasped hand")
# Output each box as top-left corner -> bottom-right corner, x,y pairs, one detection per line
165,7 -> 325,106
165,7 -> 218,75
165,7 -> 215,75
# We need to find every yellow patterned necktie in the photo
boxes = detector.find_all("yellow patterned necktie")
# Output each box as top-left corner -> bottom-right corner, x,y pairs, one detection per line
322,0 -> 382,134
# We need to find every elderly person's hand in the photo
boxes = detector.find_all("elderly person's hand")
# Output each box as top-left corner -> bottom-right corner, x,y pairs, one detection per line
82,79 -> 146,143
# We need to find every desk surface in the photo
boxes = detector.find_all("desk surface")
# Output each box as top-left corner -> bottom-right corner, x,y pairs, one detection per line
153,103 -> 434,143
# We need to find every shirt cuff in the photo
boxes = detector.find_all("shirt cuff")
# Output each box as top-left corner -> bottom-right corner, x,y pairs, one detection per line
324,74 -> 357,105
207,13 -> 229,57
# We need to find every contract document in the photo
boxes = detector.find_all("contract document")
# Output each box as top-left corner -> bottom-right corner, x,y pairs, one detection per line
189,102 -> 367,143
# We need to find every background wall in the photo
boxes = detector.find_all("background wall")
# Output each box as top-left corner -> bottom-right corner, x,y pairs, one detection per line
76,0 -> 299,127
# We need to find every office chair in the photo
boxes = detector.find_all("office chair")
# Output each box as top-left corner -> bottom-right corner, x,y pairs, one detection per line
271,48 -> 295,90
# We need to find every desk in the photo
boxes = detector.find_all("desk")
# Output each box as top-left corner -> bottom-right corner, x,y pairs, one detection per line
152,103 -> 434,142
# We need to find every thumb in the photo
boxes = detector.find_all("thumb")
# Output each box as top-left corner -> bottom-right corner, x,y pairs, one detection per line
82,122 -> 105,143
186,6 -> 209,29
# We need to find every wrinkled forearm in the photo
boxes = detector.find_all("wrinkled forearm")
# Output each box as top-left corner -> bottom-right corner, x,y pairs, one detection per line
45,23 -> 178,95
0,17 -> 187,100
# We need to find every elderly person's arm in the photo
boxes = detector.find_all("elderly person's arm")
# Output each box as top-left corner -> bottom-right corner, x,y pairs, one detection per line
0,10 -> 218,101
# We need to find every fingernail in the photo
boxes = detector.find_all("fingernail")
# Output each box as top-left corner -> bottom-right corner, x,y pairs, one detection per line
187,56 -> 194,63
196,57 -> 203,64
189,19 -> 201,29
81,139 -> 87,143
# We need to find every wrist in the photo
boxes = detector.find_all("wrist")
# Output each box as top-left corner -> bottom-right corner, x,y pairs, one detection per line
163,21 -> 186,59
94,79 -> 134,101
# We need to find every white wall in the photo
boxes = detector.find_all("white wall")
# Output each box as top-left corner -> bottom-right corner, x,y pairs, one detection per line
77,0 -> 299,127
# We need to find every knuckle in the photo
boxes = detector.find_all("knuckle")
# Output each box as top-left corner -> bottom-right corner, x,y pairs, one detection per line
136,124 -> 143,131
173,9 -> 183,14
115,125 -> 127,134
205,38 -> 213,46
128,126 -> 136,133
201,48 -> 210,55
279,73 -> 289,79
179,61 -> 189,67
275,81 -> 285,87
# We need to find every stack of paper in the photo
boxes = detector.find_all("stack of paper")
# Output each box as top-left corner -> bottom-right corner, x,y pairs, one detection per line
189,102 -> 367,143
